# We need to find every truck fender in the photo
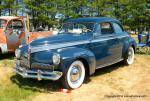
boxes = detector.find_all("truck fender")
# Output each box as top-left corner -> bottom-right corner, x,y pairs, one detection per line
0,43 -> 8,54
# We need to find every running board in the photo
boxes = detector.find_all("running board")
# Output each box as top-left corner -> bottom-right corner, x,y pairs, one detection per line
96,59 -> 123,69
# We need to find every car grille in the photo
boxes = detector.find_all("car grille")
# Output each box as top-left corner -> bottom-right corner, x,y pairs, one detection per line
31,63 -> 54,71
19,52 -> 53,71
20,52 -> 30,68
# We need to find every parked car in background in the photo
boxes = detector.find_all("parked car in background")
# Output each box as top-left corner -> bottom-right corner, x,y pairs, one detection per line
0,16 -> 52,54
15,17 -> 136,89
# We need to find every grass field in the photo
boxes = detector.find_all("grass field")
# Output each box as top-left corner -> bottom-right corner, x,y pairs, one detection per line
0,53 -> 150,101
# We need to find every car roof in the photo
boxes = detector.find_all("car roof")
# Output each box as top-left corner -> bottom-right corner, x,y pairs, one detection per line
0,16 -> 21,21
67,17 -> 121,24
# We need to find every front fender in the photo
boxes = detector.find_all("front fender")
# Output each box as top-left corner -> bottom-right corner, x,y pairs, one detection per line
0,43 -> 8,54
58,47 -> 96,75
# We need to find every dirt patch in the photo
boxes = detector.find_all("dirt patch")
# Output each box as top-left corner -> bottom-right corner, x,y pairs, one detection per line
30,55 -> 150,101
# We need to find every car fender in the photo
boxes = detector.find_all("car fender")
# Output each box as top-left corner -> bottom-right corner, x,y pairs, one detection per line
122,37 -> 136,58
58,47 -> 96,75
0,43 -> 8,54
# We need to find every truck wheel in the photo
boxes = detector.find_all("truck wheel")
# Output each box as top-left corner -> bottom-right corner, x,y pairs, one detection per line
61,60 -> 85,89
124,46 -> 135,65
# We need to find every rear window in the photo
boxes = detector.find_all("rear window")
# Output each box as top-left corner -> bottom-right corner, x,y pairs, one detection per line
100,22 -> 114,34
112,23 -> 123,33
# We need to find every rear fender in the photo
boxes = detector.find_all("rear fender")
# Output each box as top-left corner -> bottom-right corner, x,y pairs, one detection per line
122,37 -> 136,58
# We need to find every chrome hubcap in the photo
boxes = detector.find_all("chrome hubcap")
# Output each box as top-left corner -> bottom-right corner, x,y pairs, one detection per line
128,50 -> 133,60
67,61 -> 85,89
70,65 -> 81,83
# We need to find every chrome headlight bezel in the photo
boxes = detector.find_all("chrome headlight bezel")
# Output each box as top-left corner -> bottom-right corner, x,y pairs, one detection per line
52,53 -> 60,65
15,49 -> 21,59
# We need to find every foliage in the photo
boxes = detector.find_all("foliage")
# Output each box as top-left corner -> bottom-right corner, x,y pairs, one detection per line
0,0 -> 21,15
0,0 -> 150,32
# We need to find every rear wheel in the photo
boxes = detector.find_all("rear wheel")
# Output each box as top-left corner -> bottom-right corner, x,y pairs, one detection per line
124,46 -> 135,65
61,60 -> 85,89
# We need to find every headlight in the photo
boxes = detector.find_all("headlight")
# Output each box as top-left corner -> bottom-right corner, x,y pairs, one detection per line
52,53 -> 60,65
15,49 -> 21,59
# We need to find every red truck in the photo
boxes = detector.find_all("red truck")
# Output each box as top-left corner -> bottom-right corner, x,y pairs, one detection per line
0,16 -> 53,54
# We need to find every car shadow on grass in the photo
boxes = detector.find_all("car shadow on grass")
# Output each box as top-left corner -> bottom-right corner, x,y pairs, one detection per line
10,75 -> 62,93
10,62 -> 125,92
0,53 -> 14,60
92,61 -> 125,77
84,61 -> 125,84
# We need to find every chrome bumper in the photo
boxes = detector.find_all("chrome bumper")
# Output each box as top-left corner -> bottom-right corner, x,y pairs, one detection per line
15,66 -> 63,81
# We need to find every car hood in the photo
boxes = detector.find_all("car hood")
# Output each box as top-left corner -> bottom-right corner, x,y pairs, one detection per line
30,33 -> 91,47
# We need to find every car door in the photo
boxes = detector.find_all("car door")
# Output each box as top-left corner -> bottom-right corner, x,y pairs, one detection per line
91,22 -> 121,67
6,19 -> 25,52
112,22 -> 128,59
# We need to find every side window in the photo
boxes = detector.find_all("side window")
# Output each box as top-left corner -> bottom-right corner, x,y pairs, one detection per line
112,23 -> 123,33
100,22 -> 114,34
8,20 -> 23,29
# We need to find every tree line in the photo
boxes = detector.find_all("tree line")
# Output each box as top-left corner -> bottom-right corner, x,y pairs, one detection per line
0,0 -> 150,33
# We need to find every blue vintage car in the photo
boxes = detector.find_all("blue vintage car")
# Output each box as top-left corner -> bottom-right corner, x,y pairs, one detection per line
15,17 -> 136,89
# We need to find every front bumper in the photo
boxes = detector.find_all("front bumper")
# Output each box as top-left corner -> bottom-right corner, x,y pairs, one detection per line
15,65 -> 63,81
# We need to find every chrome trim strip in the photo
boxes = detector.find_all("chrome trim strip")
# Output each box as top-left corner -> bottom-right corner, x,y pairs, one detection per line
15,66 -> 63,81
92,37 -> 115,43
30,40 -> 90,53
117,35 -> 129,38
91,35 -> 128,43
30,35 -> 128,53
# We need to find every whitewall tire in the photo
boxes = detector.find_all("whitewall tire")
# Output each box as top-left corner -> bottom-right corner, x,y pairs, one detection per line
124,47 -> 135,65
61,60 -> 85,89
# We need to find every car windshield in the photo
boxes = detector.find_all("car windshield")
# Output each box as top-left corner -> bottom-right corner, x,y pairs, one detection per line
59,22 -> 94,35
0,19 -> 7,28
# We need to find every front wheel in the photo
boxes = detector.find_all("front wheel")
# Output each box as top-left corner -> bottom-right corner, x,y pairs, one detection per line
124,46 -> 135,65
61,60 -> 85,89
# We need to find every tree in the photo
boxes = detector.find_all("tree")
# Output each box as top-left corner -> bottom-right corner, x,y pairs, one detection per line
118,0 -> 147,33
2,0 -> 21,16
89,0 -> 149,33
24,0 -> 58,29
0,1 -> 3,16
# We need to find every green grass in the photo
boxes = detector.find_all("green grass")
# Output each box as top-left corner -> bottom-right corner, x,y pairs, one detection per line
0,54 -> 34,101
0,54 -> 37,101
0,82 -> 36,101
0,75 -> 61,101
0,54 -> 61,101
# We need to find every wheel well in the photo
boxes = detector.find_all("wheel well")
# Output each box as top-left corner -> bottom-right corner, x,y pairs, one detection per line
131,44 -> 136,53
76,58 -> 90,76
